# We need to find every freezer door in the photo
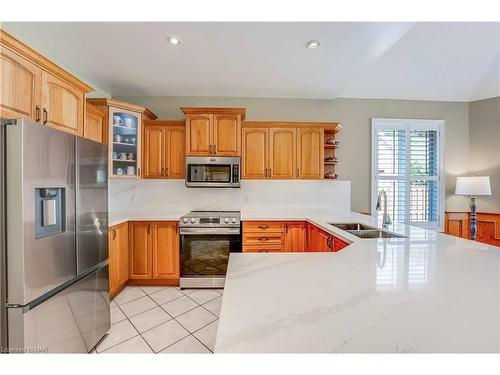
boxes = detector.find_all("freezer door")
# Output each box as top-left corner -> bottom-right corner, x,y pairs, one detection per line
76,137 -> 108,274
8,265 -> 110,353
6,120 -> 76,306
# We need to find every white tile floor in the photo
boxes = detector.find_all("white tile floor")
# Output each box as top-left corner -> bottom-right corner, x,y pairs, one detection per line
96,286 -> 222,354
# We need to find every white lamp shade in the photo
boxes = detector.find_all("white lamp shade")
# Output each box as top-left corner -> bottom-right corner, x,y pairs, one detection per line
455,176 -> 491,196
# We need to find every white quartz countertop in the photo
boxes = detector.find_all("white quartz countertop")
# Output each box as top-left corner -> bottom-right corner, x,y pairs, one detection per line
214,212 -> 500,353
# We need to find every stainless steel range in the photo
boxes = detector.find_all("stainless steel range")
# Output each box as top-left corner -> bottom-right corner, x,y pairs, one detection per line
179,211 -> 241,288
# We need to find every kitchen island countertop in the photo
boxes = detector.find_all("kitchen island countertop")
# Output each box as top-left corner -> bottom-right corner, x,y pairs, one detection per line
214,211 -> 499,353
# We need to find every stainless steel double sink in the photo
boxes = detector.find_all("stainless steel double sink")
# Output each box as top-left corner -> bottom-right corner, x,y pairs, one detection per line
329,223 -> 406,239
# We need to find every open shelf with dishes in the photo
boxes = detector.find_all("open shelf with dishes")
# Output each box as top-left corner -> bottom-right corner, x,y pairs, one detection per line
110,110 -> 140,178
324,127 -> 340,180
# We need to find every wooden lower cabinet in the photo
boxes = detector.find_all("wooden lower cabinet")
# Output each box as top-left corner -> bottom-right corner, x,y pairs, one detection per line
129,222 -> 152,279
109,222 -> 129,299
445,212 -> 500,246
152,222 -> 180,279
128,221 -> 180,284
284,222 -> 307,251
243,221 -> 348,252
307,223 -> 331,252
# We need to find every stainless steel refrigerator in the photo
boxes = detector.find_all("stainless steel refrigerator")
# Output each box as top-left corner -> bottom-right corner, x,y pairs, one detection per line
0,118 -> 110,353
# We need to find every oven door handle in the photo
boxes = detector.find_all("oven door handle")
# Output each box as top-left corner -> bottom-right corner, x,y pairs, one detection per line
180,227 -> 241,235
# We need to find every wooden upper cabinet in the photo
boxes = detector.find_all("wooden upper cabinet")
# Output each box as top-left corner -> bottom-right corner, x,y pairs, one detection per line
182,108 -> 246,156
185,114 -> 212,155
143,124 -> 165,179
166,126 -> 185,179
143,121 -> 185,179
297,127 -> 324,179
213,114 -> 241,156
0,45 -> 42,121
152,222 -> 179,279
41,70 -> 85,135
242,127 -> 268,179
1,30 -> 92,129
129,222 -> 152,279
269,128 -> 296,179
88,98 -> 157,180
84,102 -> 106,143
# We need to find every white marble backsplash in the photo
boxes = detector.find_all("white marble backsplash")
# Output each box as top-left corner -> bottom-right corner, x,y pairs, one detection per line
109,179 -> 351,215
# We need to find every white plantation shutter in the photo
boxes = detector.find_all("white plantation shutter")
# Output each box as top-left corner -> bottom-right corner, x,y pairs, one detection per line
372,119 -> 444,229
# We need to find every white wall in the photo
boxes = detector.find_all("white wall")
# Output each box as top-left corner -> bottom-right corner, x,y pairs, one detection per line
468,97 -> 500,212
109,180 -> 351,217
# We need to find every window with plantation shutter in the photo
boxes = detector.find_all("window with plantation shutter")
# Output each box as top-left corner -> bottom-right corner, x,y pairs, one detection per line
372,119 -> 444,229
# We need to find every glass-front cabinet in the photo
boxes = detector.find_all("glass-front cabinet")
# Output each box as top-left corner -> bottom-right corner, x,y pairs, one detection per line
109,107 -> 142,178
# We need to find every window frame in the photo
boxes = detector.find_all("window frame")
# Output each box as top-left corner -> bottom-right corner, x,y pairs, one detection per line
371,118 -> 445,230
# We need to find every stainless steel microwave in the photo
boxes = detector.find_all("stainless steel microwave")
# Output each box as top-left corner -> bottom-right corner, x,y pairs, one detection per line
185,156 -> 240,188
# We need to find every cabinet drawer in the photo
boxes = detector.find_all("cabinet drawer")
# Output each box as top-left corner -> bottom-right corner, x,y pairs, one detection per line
243,221 -> 285,233
243,233 -> 284,246
243,245 -> 283,253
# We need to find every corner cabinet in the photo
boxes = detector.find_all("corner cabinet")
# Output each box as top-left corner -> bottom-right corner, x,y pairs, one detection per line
87,98 -> 157,179
142,120 -> 185,179
1,30 -> 92,133
181,107 -> 245,156
109,222 -> 129,299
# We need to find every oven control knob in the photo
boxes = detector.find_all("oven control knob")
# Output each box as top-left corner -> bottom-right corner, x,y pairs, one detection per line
190,218 -> 196,224
231,218 -> 237,224
224,218 -> 230,224
183,218 -> 188,223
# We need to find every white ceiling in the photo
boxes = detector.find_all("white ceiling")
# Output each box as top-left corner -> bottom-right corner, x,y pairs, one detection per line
3,22 -> 499,101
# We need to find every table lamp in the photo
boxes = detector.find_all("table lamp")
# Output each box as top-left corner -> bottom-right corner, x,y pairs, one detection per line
455,176 -> 491,240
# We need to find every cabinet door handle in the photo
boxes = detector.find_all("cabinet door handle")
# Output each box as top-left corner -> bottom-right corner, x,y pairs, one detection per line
264,168 -> 268,178
209,145 -> 213,155
35,106 -> 41,122
161,168 -> 164,177
285,223 -> 288,234
258,237 -> 268,242
258,225 -> 269,229
269,168 -> 272,178
147,223 -> 151,234
112,228 -> 116,240
297,168 -> 299,178
165,167 -> 168,177
213,145 -> 216,155
42,108 -> 48,124
138,167 -> 141,177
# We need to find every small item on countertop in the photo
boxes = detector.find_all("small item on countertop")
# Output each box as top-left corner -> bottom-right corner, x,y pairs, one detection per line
324,171 -> 338,179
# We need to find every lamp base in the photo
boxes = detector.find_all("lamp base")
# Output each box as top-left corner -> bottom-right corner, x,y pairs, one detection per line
470,196 -> 477,241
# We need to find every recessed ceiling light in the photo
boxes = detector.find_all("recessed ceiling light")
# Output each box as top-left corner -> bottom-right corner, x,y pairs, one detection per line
306,40 -> 320,49
167,36 -> 181,46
